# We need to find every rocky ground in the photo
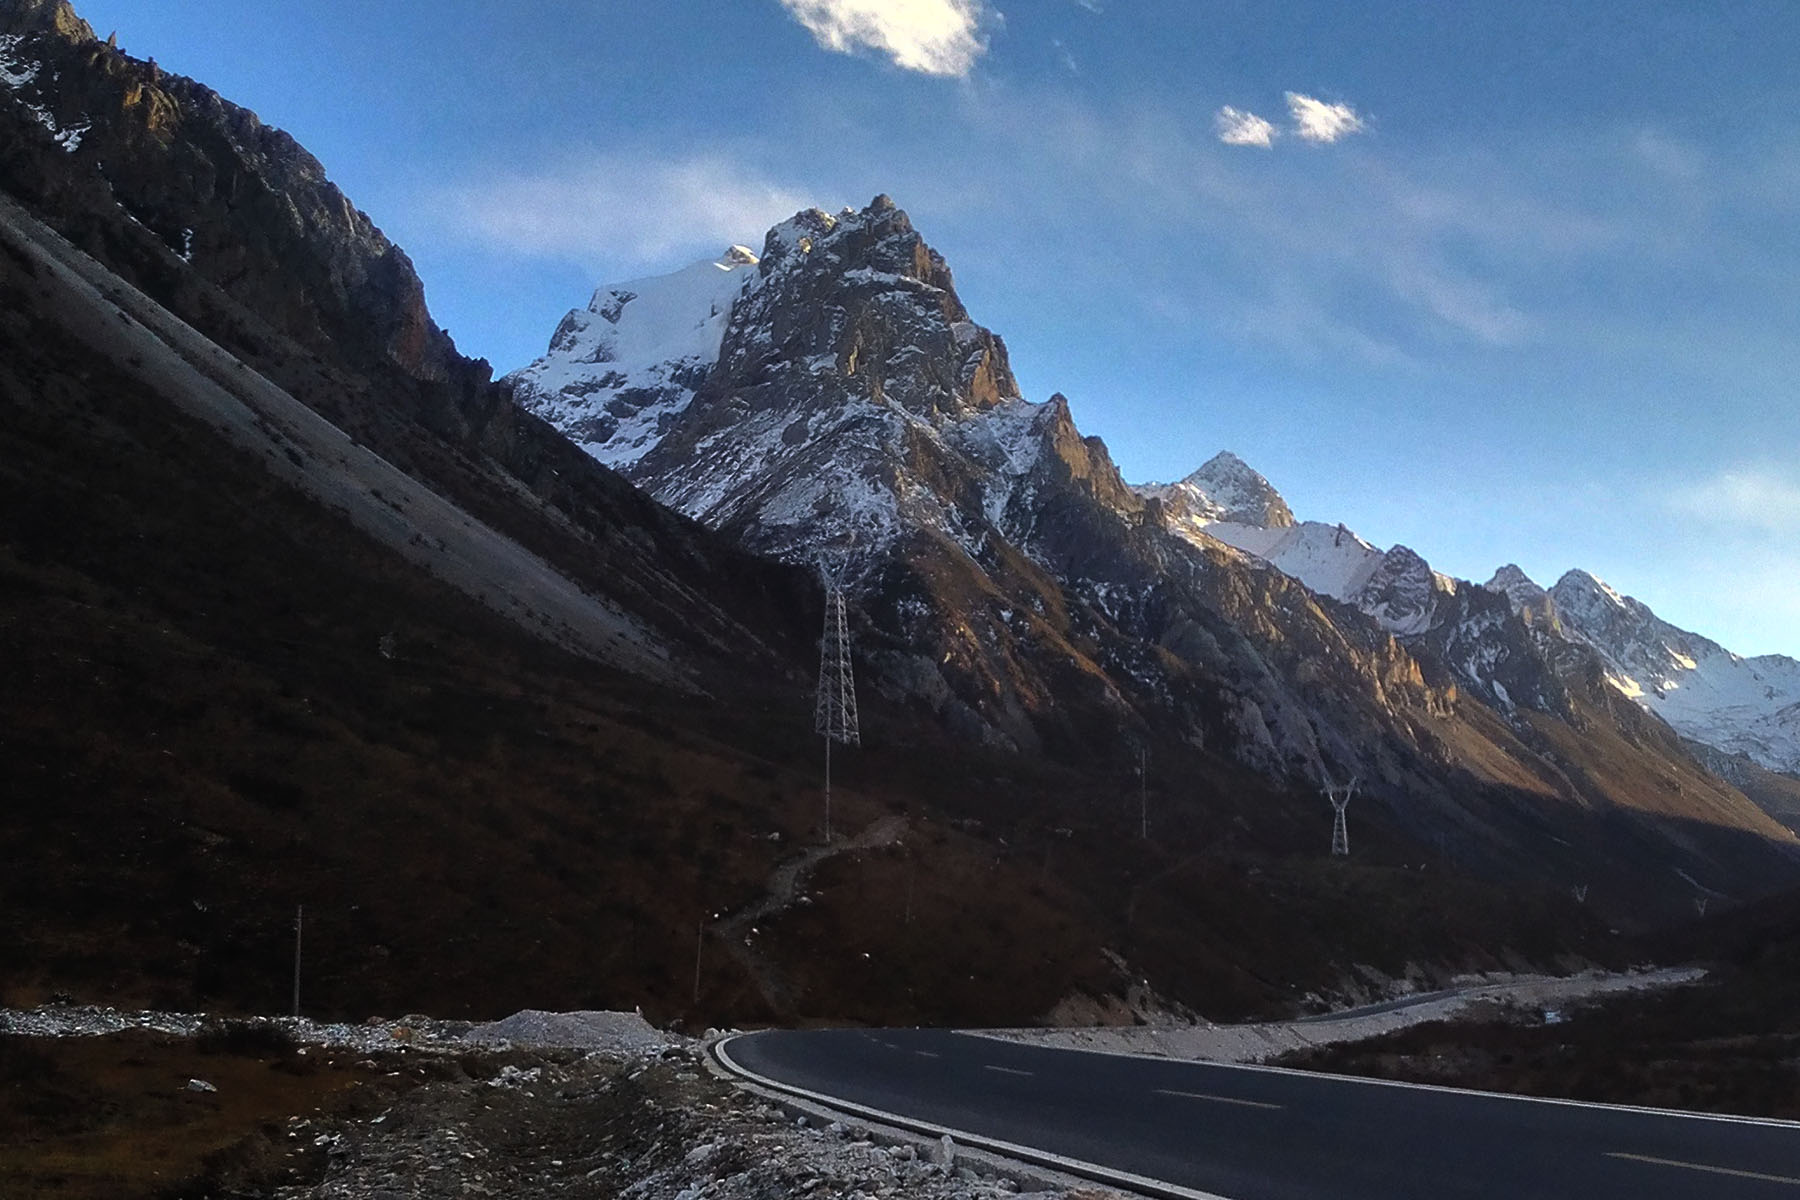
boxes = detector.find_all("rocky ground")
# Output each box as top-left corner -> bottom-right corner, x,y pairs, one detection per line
0,1007 -> 1113,1200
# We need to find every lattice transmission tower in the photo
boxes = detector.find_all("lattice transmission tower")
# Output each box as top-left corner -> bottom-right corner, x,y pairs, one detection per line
1323,773 -> 1358,857
814,557 -> 860,843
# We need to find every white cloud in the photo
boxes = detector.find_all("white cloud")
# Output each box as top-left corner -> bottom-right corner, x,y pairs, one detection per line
1215,106 -> 1277,148
441,152 -> 815,267
776,0 -> 990,77
1286,92 -> 1365,144
1072,0 -> 1104,11
1670,466 -> 1800,534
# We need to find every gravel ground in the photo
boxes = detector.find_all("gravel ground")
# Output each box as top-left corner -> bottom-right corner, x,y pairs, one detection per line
0,1004 -> 476,1054
1,1005 -> 1120,1199
463,1009 -> 690,1057
260,1045 -> 1100,1200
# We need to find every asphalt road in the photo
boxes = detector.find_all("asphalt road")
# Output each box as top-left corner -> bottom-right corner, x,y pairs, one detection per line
719,1028 -> 1800,1199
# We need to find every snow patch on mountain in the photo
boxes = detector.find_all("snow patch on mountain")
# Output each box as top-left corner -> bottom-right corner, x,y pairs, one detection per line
1545,570 -> 1800,774
504,246 -> 759,470
1141,460 -> 1457,637
1140,451 -> 1294,531
1,32 -> 87,150
508,198 -> 1043,568
1206,521 -> 1386,601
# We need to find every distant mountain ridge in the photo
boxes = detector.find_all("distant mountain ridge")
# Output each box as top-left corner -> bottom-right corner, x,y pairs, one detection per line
1131,444 -> 1800,782
1539,569 -> 1800,776
508,198 -> 1800,909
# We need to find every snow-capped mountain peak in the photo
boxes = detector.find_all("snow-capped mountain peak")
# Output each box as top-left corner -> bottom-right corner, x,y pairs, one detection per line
1140,450 -> 1295,531
504,246 -> 761,470
1139,454 -> 1459,637
1546,569 -> 1800,774
1180,450 -> 1296,528
506,196 -> 1030,560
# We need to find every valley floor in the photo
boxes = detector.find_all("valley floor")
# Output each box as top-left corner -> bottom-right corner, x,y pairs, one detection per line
0,958 -> 1779,1199
0,1008 -> 1088,1200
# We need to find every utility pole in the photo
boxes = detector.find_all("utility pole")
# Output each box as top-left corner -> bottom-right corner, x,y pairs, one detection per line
693,919 -> 705,1005
291,905 -> 303,1018
814,555 -> 860,845
1138,747 -> 1148,840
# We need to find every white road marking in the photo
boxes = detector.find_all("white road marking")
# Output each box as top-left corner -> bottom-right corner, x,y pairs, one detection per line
984,1064 -> 1034,1077
714,1035 -> 1288,1200
961,1034 -> 1800,1131
914,1050 -> 940,1058
1606,1151 -> 1800,1186
1155,1088 -> 1283,1111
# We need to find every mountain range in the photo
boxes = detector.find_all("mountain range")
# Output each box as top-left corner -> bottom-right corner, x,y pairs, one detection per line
510,199 -> 1800,832
5,0 -> 1800,1027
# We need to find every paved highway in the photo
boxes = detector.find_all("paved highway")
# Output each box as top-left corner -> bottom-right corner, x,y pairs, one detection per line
719,1028 -> 1800,1199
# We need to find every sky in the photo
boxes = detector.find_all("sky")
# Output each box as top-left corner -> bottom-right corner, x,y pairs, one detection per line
72,0 -> 1800,658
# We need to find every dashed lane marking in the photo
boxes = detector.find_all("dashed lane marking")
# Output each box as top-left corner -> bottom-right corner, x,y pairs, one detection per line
983,1065 -> 1034,1077
1606,1152 -> 1800,1187
1154,1089 -> 1283,1111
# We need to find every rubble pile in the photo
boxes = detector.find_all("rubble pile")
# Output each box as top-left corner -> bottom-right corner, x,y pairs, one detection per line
264,1045 -> 1084,1200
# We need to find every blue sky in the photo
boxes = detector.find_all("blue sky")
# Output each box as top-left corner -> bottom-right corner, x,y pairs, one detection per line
76,0 -> 1800,657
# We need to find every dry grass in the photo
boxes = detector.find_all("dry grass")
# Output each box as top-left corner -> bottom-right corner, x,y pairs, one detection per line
0,1030 -> 419,1199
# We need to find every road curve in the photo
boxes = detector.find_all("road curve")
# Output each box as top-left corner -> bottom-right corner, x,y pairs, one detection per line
717,1028 -> 1800,1200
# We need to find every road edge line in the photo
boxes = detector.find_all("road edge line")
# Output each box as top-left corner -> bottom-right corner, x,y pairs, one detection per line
712,1034 -> 1237,1200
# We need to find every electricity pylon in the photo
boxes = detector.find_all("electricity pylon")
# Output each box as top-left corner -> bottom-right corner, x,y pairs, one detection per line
814,557 -> 860,843
1323,772 -> 1357,857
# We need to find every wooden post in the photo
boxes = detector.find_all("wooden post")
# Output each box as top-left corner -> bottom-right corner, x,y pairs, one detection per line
693,920 -> 704,1005
291,905 -> 303,1018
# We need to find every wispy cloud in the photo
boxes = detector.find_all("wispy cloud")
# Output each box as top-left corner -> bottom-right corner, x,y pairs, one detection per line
776,0 -> 990,77
441,152 -> 815,267
1385,253 -> 1532,345
1669,466 -> 1800,534
1215,106 -> 1277,148
1072,0 -> 1104,11
1286,92 -> 1365,144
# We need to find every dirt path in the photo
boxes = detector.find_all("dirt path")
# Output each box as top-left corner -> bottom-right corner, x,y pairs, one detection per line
716,814 -> 907,1015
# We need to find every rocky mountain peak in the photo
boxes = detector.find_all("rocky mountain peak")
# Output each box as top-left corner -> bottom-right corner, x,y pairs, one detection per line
1179,451 -> 1296,528
2,0 -> 94,40
1549,569 -> 1640,633
1488,563 -> 1541,595
1544,568 -> 1800,774
509,195 -> 1030,557
1485,564 -> 1558,629
726,195 -> 1013,421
